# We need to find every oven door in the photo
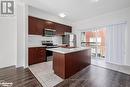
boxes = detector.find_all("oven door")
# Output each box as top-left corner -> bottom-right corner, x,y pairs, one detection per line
46,50 -> 53,57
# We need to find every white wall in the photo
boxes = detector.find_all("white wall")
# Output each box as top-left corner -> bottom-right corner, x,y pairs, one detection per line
0,17 -> 17,68
52,36 -> 62,45
16,0 -> 28,68
28,6 -> 71,25
72,7 -> 130,66
0,0 -> 28,68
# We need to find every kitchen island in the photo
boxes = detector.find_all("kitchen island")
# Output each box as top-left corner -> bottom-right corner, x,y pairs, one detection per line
47,47 -> 91,79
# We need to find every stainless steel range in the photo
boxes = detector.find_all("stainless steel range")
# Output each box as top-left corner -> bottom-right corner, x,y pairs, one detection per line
42,41 -> 58,61
42,41 -> 58,48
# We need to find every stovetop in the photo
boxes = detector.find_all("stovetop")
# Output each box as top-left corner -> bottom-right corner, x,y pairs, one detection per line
42,41 -> 58,48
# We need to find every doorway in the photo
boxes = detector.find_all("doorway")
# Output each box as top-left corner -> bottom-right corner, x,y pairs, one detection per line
81,22 -> 127,73
81,28 -> 106,59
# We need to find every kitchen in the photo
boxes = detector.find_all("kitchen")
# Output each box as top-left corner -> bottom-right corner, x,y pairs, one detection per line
28,16 -> 91,83
0,0 -> 130,87
28,16 -> 75,63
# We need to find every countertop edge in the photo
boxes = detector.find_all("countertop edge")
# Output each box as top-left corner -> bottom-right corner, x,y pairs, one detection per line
47,48 -> 90,54
28,45 -> 46,48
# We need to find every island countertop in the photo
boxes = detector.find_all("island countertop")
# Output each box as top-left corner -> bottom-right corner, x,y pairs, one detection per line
47,47 -> 90,54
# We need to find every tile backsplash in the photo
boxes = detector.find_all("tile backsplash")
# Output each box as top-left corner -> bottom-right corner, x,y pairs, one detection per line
52,36 -> 62,45
28,35 -> 62,46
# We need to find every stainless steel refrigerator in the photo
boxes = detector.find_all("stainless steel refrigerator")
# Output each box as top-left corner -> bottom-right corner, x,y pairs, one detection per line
62,33 -> 76,47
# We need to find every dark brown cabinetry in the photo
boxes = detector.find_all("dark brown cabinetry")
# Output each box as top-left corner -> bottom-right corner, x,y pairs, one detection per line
28,16 -> 37,34
36,19 -> 44,35
43,21 -> 55,29
28,16 -> 72,35
53,49 -> 91,79
29,47 -> 46,65
54,23 -> 72,35
29,16 -> 43,35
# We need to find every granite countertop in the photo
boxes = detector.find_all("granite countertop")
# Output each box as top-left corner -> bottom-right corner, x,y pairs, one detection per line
47,47 -> 90,54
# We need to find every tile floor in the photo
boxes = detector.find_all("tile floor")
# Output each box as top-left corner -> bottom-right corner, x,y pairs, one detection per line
92,58 -> 130,74
29,61 -> 63,87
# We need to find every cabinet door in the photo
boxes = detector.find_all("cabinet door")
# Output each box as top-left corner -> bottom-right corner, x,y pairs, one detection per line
36,47 -> 46,62
28,16 -> 37,34
36,19 -> 44,35
29,16 -> 44,35
64,26 -> 72,33
29,47 -> 46,65
55,23 -> 72,35
55,23 -> 65,35
29,48 -> 37,65
44,20 -> 55,29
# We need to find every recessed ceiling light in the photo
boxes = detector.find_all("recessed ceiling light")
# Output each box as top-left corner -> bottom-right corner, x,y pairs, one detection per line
59,13 -> 66,18
91,0 -> 99,2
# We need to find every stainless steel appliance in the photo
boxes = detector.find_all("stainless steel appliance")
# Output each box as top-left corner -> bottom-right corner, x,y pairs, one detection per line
42,41 -> 58,61
62,33 -> 76,47
44,29 -> 56,37
42,41 -> 58,48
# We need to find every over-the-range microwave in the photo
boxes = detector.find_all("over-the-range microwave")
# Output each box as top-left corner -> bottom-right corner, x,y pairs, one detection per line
44,29 -> 56,37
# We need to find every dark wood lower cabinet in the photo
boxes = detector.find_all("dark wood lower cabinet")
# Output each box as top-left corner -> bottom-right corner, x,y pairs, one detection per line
29,47 -> 46,65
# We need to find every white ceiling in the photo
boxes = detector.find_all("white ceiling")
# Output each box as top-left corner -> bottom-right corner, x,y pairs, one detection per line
28,0 -> 130,22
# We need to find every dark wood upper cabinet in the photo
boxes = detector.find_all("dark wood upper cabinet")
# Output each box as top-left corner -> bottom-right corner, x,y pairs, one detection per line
64,26 -> 72,32
28,16 -> 37,35
36,19 -> 44,35
54,23 -> 65,35
43,21 -> 55,29
28,16 -> 72,35
54,23 -> 72,35
28,16 -> 43,35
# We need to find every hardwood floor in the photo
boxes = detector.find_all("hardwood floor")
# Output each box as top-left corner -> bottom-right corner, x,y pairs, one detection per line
0,66 -> 42,87
1,65 -> 130,87
55,65 -> 130,87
